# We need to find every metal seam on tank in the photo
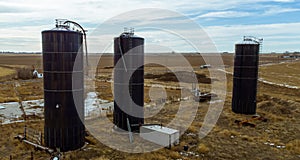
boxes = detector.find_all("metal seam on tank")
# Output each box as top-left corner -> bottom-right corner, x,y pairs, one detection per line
43,71 -> 83,73
42,21 -> 85,152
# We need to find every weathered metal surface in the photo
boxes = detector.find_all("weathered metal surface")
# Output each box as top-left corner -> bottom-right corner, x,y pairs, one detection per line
42,29 -> 84,152
113,33 -> 144,131
232,43 -> 260,114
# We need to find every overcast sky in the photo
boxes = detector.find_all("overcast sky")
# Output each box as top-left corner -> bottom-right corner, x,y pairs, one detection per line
0,0 -> 300,53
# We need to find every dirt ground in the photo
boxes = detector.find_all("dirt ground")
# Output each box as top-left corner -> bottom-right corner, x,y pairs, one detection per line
0,53 -> 299,160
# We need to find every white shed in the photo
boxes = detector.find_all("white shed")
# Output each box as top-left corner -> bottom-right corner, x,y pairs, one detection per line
140,125 -> 179,147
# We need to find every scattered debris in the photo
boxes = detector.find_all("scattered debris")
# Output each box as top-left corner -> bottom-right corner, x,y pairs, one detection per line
15,126 -> 54,154
264,141 -> 286,149
208,100 -> 224,104
234,115 -> 268,127
234,120 -> 256,127
194,93 -> 217,102
200,64 -> 211,69
191,83 -> 218,102
22,99 -> 44,117
103,66 -> 114,69
186,133 -> 197,137
179,151 -> 200,157
32,69 -> 43,79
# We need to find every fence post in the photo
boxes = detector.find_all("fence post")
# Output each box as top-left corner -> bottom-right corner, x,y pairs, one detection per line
31,152 -> 33,160
40,132 -> 43,146
24,125 -> 27,139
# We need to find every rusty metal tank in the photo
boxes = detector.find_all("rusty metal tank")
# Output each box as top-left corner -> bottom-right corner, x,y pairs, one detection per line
113,29 -> 144,132
42,21 -> 84,152
232,41 -> 260,115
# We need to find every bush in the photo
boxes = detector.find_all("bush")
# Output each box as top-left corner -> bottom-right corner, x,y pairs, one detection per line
17,68 -> 33,80
198,143 -> 209,154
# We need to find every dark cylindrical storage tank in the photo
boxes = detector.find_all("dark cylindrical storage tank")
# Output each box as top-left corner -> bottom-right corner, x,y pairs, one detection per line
113,31 -> 144,132
232,42 -> 260,114
42,24 -> 85,152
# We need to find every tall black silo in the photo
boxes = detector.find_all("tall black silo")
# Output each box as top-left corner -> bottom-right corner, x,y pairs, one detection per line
113,29 -> 144,132
232,40 -> 260,114
42,21 -> 85,152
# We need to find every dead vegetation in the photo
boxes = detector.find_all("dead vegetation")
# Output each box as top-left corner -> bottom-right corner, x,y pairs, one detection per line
0,80 -> 43,103
286,139 -> 300,154
16,67 -> 33,80
0,54 -> 299,159
0,66 -> 17,82
144,71 -> 213,84
0,64 -> 34,80
259,61 -> 300,88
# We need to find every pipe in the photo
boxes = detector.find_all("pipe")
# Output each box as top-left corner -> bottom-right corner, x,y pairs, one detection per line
63,20 -> 89,67
15,135 -> 54,154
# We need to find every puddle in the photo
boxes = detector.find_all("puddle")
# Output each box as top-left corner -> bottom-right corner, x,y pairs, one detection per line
0,102 -> 22,124
85,92 -> 113,118
0,92 -> 113,124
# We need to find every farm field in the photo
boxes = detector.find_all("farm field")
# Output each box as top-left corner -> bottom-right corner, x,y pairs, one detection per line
0,53 -> 299,160
259,61 -> 300,88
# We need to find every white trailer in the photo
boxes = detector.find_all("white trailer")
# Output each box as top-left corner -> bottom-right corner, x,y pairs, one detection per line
140,125 -> 179,147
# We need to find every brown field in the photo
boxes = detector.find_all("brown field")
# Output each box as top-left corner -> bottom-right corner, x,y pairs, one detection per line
0,67 -> 17,83
259,62 -> 300,88
0,53 -> 299,160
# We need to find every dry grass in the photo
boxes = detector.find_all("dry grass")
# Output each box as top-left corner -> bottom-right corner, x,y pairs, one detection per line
0,54 -> 299,159
0,121 -> 47,160
144,71 -> 212,84
0,79 -> 43,103
16,67 -> 33,80
0,83 -> 19,103
219,129 -> 239,137
91,157 -> 110,160
198,143 -> 210,154
0,65 -> 34,81
286,139 -> 300,154
259,61 -> 300,87
16,80 -> 43,101
0,66 -> 16,78
95,81 -> 113,101
187,125 -> 198,133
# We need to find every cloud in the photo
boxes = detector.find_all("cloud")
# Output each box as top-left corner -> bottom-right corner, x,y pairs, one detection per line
263,6 -> 300,15
272,0 -> 294,2
0,5 -> 29,13
0,0 -> 299,52
0,0 -> 293,24
0,25 -> 50,51
205,22 -> 300,52
196,11 -> 252,19
86,9 -> 217,53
